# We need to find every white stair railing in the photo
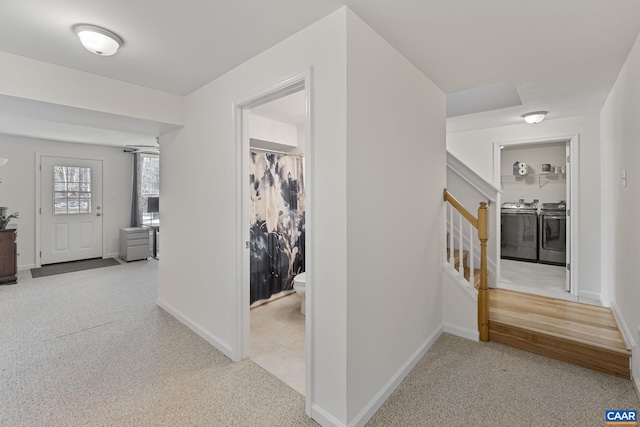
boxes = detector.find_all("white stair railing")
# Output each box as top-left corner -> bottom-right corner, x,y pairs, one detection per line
444,189 -> 489,342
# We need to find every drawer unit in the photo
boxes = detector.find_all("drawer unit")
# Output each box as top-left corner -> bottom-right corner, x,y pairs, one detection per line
120,227 -> 149,262
0,229 -> 17,284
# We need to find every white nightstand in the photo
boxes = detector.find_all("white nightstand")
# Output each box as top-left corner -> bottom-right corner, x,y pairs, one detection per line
119,227 -> 149,261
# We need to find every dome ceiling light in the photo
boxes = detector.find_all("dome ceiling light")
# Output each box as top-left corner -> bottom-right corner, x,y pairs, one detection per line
73,24 -> 123,56
521,111 -> 547,124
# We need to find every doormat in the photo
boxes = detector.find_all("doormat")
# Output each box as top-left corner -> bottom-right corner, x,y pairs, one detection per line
31,258 -> 121,278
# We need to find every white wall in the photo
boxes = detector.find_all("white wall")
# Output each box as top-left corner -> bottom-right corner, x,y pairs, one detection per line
500,142 -> 567,205
158,9 -> 349,425
249,114 -> 298,147
0,134 -> 132,268
345,10 -> 445,425
447,114 -> 601,300
600,31 -> 640,388
0,51 -> 183,126
443,271 -> 478,341
158,7 -> 448,426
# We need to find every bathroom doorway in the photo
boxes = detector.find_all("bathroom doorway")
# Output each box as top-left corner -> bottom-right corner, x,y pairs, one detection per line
234,70 -> 311,407
494,136 -> 579,302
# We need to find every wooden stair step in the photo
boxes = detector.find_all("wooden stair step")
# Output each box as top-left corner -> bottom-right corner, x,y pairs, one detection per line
446,248 -> 469,270
446,248 -> 481,289
488,288 -> 631,379
463,267 -> 481,289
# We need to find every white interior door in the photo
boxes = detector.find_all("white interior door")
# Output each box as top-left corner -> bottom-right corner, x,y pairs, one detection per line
40,156 -> 103,265
565,142 -> 571,292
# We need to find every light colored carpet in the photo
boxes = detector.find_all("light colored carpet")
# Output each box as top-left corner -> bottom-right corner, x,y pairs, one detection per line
0,261 -> 315,427
368,334 -> 639,427
1,260 -> 637,426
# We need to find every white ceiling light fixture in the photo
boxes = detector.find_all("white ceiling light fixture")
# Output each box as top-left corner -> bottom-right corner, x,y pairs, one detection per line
73,24 -> 123,56
521,111 -> 547,124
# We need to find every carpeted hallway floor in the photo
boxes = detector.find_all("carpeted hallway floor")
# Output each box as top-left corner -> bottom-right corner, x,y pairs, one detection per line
1,259 -> 637,426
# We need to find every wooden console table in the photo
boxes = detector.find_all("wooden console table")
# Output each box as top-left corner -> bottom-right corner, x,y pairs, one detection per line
0,228 -> 17,284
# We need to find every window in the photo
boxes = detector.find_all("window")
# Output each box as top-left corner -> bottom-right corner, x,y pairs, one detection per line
138,154 -> 159,225
54,166 -> 92,214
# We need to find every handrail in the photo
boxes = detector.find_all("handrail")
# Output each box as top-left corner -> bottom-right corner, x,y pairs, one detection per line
443,188 -> 489,342
443,189 -> 478,228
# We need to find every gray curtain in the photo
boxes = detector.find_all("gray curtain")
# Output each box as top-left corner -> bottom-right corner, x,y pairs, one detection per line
130,153 -> 140,227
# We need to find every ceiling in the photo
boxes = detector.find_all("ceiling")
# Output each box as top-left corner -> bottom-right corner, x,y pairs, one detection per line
1,0 -> 639,143
250,90 -> 306,127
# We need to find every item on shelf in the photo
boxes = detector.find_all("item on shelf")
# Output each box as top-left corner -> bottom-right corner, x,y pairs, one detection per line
513,161 -> 528,176
0,208 -> 19,230
540,163 -> 551,173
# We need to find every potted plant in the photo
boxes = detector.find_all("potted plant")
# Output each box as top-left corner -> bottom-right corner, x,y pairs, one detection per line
0,207 -> 18,230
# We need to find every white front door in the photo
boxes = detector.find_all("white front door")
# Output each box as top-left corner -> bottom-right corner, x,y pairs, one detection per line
40,156 -> 103,265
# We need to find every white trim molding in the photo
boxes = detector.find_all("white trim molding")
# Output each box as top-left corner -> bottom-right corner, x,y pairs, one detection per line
610,301 -> 639,400
447,151 -> 499,203
633,346 -> 640,401
443,264 -> 478,302
610,301 -> 636,350
492,134 -> 580,297
443,323 -> 480,342
348,327 -> 444,427
233,67 -> 313,416
156,298 -> 234,359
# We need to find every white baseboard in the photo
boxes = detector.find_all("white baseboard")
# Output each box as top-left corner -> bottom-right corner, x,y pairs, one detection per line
105,252 -> 120,259
18,264 -> 36,271
578,290 -> 602,305
443,322 -> 479,342
630,350 -> 637,398
156,298 -> 233,360
611,302 -> 639,401
610,301 -> 636,349
311,404 -> 346,427
347,326 -> 444,427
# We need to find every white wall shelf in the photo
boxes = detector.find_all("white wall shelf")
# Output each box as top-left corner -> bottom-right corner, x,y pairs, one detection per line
500,172 -> 566,189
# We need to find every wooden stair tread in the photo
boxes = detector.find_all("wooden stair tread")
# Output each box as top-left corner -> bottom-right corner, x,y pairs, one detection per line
446,248 -> 480,289
489,289 -> 629,354
488,288 -> 631,378
490,323 -> 631,378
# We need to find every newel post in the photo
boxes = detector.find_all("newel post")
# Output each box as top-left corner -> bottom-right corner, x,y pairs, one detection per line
477,202 -> 489,342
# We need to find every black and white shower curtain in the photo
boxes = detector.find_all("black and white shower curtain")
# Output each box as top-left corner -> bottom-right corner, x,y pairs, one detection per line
249,152 -> 305,304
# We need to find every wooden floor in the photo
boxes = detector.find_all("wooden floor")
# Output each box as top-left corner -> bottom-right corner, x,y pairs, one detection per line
489,288 -> 631,378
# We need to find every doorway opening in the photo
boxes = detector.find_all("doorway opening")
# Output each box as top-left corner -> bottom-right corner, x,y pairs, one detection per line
234,69 -> 312,412
494,136 -> 583,303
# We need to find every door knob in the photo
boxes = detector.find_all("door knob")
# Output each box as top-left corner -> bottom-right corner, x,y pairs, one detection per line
96,213 -> 102,216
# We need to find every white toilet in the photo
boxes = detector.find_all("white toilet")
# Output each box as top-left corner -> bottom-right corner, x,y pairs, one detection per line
293,272 -> 306,315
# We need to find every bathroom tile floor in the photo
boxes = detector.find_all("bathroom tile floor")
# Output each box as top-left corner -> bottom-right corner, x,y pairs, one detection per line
250,293 -> 306,395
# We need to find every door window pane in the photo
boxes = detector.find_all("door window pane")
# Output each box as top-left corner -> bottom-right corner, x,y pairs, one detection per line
53,166 -> 92,215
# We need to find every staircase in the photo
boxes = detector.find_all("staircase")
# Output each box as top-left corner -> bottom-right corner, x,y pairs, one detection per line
443,163 -> 632,379
446,248 -> 481,289
488,288 -> 631,379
